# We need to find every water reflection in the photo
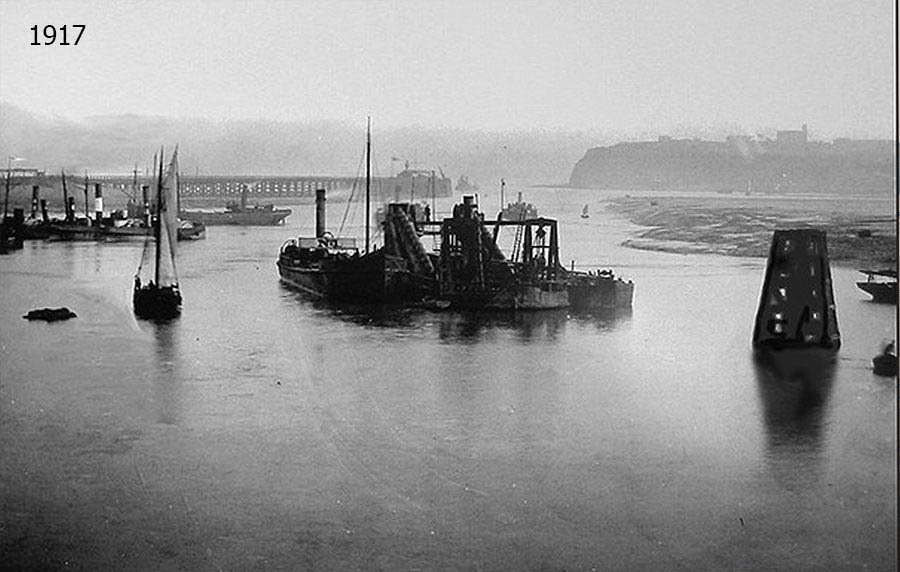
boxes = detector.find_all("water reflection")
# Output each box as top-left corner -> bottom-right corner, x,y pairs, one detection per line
279,282 -> 634,343
753,348 -> 836,488
436,309 -> 568,343
148,320 -> 182,425
569,307 -> 633,332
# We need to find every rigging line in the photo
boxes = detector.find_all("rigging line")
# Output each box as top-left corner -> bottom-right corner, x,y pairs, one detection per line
136,232 -> 152,275
369,156 -> 384,244
338,144 -> 367,236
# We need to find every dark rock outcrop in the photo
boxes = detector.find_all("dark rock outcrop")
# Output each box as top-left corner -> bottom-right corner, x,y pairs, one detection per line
23,307 -> 77,322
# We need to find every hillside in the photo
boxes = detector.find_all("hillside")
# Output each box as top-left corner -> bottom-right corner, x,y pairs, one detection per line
570,136 -> 896,195
0,103 -> 599,188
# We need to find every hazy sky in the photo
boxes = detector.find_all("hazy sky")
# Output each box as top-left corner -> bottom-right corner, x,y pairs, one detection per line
0,0 -> 895,138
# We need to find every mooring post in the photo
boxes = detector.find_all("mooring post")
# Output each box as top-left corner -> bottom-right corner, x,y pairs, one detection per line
753,229 -> 840,350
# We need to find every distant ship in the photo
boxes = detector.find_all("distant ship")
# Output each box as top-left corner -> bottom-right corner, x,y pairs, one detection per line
857,269 -> 897,304
181,183 -> 291,226
500,190 -> 538,221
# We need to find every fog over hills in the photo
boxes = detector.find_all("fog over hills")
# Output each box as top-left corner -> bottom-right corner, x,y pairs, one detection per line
0,102 -> 607,188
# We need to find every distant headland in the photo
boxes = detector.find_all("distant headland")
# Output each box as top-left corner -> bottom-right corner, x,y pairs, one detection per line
570,125 -> 896,195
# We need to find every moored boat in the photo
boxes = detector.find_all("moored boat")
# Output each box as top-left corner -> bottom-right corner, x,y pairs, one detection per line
856,269 -> 897,304
182,183 -> 291,226
277,119 -> 433,304
435,195 -> 633,311
872,342 -> 897,377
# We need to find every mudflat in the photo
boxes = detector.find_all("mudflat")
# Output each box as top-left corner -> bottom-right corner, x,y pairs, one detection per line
606,194 -> 896,268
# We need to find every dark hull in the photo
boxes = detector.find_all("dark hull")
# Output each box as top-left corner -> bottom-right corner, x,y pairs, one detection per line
24,222 -> 204,242
0,225 -> 24,253
873,353 -> 898,376
278,251 -> 426,303
857,281 -> 897,304
567,275 -> 634,310
182,208 -> 291,226
133,285 -> 182,320
442,283 -> 569,310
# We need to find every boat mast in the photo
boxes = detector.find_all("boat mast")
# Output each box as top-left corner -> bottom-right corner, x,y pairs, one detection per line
61,170 -> 69,220
83,172 -> 89,220
2,169 -> 9,223
154,150 -> 163,285
365,116 -> 371,254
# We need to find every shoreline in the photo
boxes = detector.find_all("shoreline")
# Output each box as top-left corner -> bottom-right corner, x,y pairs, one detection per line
605,195 -> 896,269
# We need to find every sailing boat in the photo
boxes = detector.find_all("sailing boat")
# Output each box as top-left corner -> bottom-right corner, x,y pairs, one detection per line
277,119 -> 433,302
134,148 -> 182,319
580,204 -> 590,219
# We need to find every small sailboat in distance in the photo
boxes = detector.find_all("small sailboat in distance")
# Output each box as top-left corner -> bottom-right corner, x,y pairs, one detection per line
134,148 -> 182,319
580,204 -> 590,219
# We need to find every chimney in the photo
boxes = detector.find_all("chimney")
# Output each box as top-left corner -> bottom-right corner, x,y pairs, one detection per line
30,186 -> 39,219
141,185 -> 151,226
40,199 -> 49,222
67,197 -> 76,222
94,183 -> 103,226
315,188 -> 326,239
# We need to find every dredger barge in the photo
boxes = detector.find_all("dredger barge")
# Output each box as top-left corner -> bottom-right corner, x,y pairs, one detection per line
426,195 -> 633,310
279,193 -> 633,311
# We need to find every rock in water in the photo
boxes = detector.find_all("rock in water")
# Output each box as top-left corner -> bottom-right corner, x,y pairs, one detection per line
23,307 -> 77,322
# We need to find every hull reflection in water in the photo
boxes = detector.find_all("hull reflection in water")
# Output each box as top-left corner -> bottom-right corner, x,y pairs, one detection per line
754,347 -> 837,485
279,282 -> 633,341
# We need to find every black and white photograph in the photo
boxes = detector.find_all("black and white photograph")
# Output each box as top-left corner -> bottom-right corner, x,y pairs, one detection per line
0,1 -> 896,569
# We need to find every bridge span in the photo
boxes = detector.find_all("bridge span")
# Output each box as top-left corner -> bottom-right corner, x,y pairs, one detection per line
91,171 -> 453,200
4,172 -> 453,210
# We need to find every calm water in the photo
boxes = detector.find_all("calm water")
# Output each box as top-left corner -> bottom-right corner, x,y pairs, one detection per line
1,189 -> 895,570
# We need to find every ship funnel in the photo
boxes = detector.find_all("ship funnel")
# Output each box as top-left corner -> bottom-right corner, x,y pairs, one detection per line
315,188 -> 326,238
30,186 -> 40,219
141,185 -> 151,225
94,183 -> 103,226
40,199 -> 49,222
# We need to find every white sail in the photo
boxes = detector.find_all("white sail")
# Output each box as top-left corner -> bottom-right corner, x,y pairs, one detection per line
156,148 -> 179,287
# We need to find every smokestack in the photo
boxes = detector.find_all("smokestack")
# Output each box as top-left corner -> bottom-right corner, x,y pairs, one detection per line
240,184 -> 248,210
315,188 -> 326,239
94,183 -> 103,226
67,197 -> 76,222
40,199 -> 49,222
141,185 -> 150,226
30,186 -> 40,219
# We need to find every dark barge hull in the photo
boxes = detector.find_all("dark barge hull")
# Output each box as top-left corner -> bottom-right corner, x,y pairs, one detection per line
856,281 -> 897,304
567,275 -> 635,310
441,283 -> 569,310
277,251 -> 425,303
133,285 -> 182,320
182,208 -> 291,226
